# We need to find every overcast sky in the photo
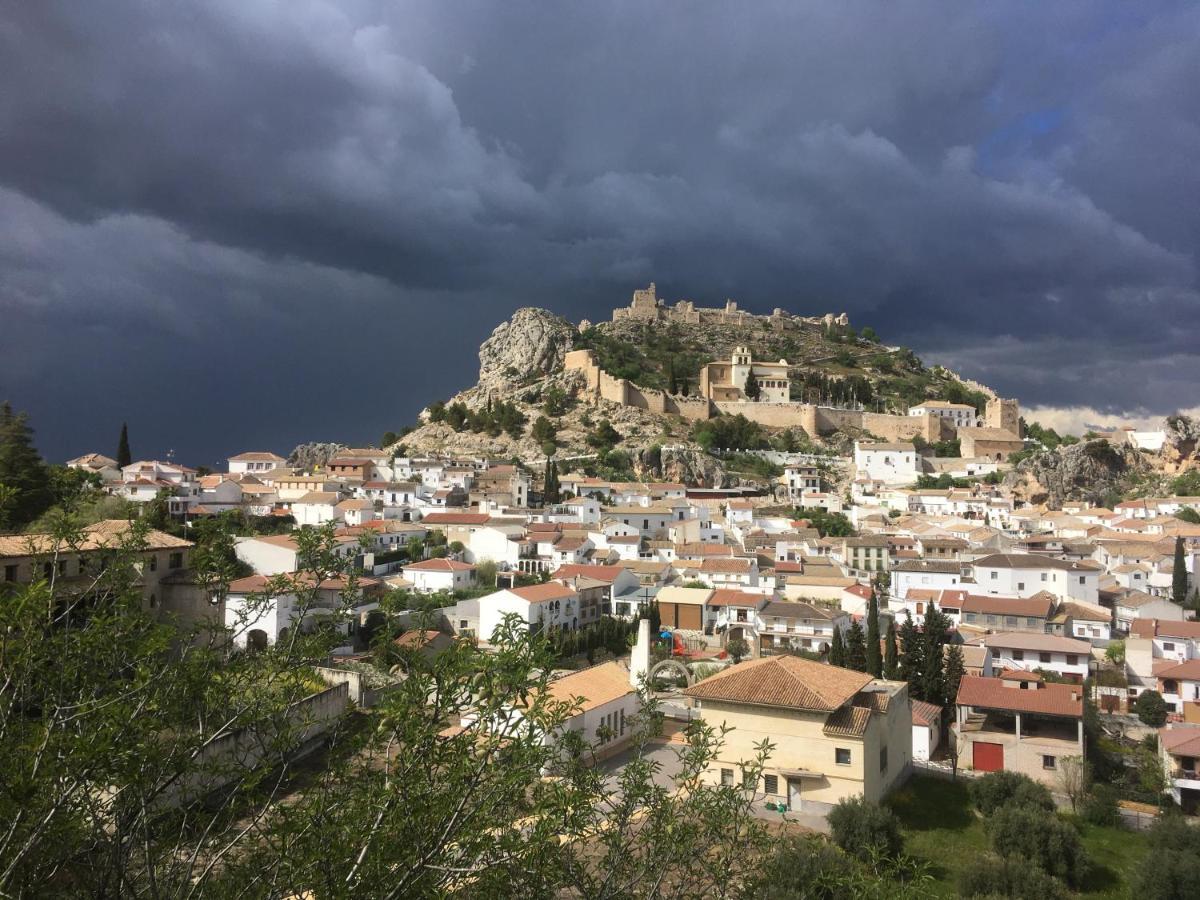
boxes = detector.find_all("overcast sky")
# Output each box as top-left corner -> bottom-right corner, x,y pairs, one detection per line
2,2 -> 1198,465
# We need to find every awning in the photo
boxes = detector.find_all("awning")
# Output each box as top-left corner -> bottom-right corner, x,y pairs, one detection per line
778,769 -> 823,779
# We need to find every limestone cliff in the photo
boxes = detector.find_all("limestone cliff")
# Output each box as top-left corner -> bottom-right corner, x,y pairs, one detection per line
1161,414 -> 1200,475
1002,440 -> 1150,508
476,307 -> 577,391
288,441 -> 346,471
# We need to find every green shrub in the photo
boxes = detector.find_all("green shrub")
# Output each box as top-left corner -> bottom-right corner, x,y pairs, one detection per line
958,854 -> 1067,900
968,771 -> 1055,816
753,835 -> 864,899
1134,690 -> 1169,727
1134,814 -> 1200,899
1081,784 -> 1122,827
827,796 -> 903,863
985,805 -> 1090,888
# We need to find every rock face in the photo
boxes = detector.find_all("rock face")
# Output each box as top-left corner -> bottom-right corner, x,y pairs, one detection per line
477,308 -> 577,391
288,442 -> 345,471
1161,414 -> 1200,475
635,445 -> 731,488
1003,440 -> 1145,508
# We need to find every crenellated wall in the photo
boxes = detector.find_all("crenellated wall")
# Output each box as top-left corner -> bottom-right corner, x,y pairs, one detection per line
565,347 -> 946,438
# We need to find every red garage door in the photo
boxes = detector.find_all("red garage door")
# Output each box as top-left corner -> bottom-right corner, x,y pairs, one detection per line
973,742 -> 1004,772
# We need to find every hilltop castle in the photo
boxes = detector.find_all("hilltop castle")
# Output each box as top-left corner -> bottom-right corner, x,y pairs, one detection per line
612,282 -> 850,331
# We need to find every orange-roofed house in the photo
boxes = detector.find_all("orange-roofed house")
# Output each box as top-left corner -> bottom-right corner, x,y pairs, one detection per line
228,451 -> 286,475
1158,723 -> 1200,813
683,655 -> 912,812
953,674 -> 1085,786
477,582 -> 580,642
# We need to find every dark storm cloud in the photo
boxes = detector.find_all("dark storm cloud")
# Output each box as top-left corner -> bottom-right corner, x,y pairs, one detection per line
0,1 -> 1197,462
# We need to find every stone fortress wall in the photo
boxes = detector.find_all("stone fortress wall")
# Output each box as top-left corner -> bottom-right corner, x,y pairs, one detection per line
566,286 -> 1020,444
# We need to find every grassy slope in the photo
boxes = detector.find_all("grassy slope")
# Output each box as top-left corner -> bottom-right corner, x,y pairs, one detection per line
887,776 -> 1147,899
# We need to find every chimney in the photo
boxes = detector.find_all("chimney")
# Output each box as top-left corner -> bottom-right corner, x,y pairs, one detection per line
630,618 -> 651,688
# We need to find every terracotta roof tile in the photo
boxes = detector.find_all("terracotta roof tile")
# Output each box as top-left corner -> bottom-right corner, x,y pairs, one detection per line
684,655 -> 872,712
956,675 -> 1083,718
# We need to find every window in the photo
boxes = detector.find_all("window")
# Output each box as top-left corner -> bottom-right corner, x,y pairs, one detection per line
764,774 -> 779,795
1041,573 -> 1048,582
835,748 -> 851,766
149,555 -> 158,572
1164,642 -> 1175,651
742,770 -> 756,790
879,745 -> 888,773
1042,755 -> 1056,770
43,562 -> 53,580
1017,582 -> 1024,592
1006,616 -> 1017,627
1012,650 -> 1024,661
3,564 -> 16,582
1066,655 -> 1078,666
1079,576 -> 1085,585
990,571 -> 998,580
459,619 -> 468,629
1039,652 -> 1051,664
169,552 -> 183,569
720,768 -> 734,786
1027,617 -> 1038,627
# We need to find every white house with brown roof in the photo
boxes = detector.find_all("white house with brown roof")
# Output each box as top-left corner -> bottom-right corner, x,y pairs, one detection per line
402,558 -> 477,594
911,699 -> 943,761
980,632 -> 1093,682
477,582 -> 581,641
683,656 -> 912,813
224,572 -> 382,650
971,552 -> 1100,604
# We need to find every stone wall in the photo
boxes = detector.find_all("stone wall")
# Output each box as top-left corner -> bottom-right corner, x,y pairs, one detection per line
567,346 -> 944,438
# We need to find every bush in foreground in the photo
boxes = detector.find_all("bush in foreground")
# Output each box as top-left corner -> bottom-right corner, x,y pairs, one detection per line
827,796 -> 903,863
985,805 -> 1090,888
958,854 -> 1067,900
1133,813 -> 1200,900
968,770 -> 1055,816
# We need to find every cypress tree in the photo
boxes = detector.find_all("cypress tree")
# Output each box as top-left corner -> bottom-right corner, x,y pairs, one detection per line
743,368 -> 760,401
0,403 -> 51,531
1173,537 -> 1188,605
920,602 -> 950,705
898,612 -> 923,695
844,620 -> 867,672
117,422 -> 132,468
829,625 -> 846,668
865,586 -> 882,677
944,643 -> 966,709
883,620 -> 899,680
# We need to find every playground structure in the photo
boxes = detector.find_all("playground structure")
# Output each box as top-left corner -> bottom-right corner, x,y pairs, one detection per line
660,629 -> 711,659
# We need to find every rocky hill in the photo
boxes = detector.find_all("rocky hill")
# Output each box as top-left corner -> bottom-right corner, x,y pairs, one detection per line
392,298 -> 994,488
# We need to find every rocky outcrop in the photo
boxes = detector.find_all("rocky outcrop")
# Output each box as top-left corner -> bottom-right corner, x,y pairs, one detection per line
1161,414 -> 1200,475
635,445 -> 731,488
477,308 -> 577,391
1003,440 -> 1147,508
287,442 -> 345,471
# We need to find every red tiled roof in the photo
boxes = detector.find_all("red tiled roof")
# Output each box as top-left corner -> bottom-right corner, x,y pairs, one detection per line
508,582 -> 576,604
1160,724 -> 1200,757
956,675 -> 1083,718
1131,619 -> 1200,640
700,557 -> 753,573
1155,659 -> 1200,682
707,589 -> 764,608
911,699 -> 942,727
959,593 -> 1055,617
